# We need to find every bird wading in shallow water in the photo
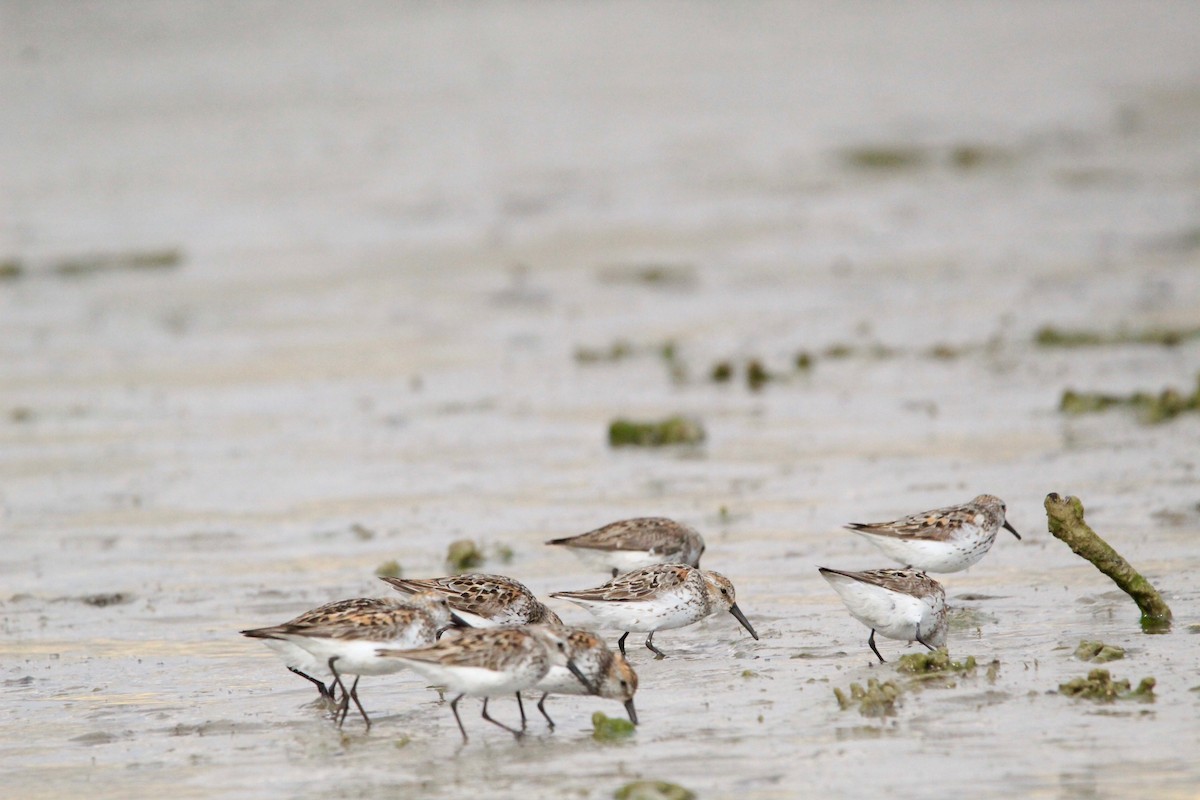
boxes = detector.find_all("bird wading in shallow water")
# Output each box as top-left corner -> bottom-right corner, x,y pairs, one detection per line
818,567 -> 947,663
532,628 -> 638,728
551,564 -> 759,659
240,592 -> 453,728
376,625 -> 589,743
845,494 -> 1020,573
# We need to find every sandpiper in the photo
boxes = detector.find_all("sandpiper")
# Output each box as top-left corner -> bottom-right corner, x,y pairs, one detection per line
546,517 -> 706,576
846,494 -> 1020,573
532,628 -> 638,728
551,564 -> 759,659
818,567 -> 947,663
377,625 -> 587,742
241,592 -> 452,728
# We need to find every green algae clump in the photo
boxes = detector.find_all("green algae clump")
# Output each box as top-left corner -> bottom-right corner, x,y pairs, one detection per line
614,781 -> 695,800
710,361 -> 734,382
833,678 -> 902,718
897,647 -> 977,675
491,543 -> 515,564
575,340 -> 635,363
1075,640 -> 1126,663
374,560 -> 403,579
0,259 -> 23,280
445,540 -> 485,573
841,145 -> 928,171
746,359 -> 771,391
1059,669 -> 1155,703
1058,374 -> 1200,424
592,711 -> 636,742
1124,678 -> 1156,701
608,416 -> 705,447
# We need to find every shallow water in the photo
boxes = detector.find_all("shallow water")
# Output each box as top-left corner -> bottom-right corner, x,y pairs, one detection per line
3,3 -> 1200,798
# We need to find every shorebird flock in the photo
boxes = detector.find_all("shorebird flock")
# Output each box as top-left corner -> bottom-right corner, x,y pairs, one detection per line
820,494 -> 1019,662
242,496 -> 1019,742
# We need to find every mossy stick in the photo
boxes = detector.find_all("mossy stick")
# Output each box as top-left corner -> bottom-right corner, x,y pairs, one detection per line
1044,493 -> 1173,632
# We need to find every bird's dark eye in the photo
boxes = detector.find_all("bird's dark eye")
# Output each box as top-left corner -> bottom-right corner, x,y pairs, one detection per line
721,588 -> 729,596
620,680 -> 628,690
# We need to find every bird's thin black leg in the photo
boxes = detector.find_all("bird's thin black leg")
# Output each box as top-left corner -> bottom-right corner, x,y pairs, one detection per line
645,631 -> 667,659
288,666 -> 331,699
514,691 -> 527,730
481,697 -> 523,739
450,694 -> 469,743
915,623 -> 937,652
617,632 -> 629,657
346,676 -> 371,730
327,657 -> 351,726
868,630 -> 886,663
536,692 -> 556,730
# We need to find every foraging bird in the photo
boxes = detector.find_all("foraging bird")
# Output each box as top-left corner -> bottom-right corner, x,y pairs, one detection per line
532,628 -> 639,728
376,625 -> 588,743
818,567 -> 947,663
241,592 -> 452,728
551,564 -> 759,659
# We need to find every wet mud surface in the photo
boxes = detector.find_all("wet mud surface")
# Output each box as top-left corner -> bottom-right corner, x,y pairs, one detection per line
3,3 -> 1200,798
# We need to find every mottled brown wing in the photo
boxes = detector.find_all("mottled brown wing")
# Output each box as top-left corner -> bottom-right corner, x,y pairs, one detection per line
379,576 -> 450,596
823,567 -> 939,596
381,574 -> 524,616
241,597 -> 391,639
554,564 -> 692,602
548,518 -> 683,552
384,628 -> 529,670
278,604 -> 415,641
847,503 -> 973,539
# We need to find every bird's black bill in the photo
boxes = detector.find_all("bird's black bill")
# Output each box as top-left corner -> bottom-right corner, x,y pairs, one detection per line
1003,520 -> 1021,540
567,659 -> 597,694
728,603 -> 759,640
448,610 -> 470,627
624,698 -> 638,725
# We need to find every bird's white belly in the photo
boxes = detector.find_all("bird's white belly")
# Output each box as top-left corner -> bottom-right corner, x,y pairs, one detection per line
575,593 -> 704,632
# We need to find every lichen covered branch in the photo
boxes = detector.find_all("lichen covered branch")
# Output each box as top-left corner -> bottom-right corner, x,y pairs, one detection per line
1044,493 -> 1173,632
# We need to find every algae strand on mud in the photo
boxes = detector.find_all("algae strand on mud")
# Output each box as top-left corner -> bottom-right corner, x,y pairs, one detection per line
607,416 -> 705,447
1058,374 -> 1200,424
1044,493 -> 1173,632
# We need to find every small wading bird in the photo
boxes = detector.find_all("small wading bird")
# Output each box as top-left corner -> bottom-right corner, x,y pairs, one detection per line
818,567 -> 947,663
241,592 -> 452,728
376,625 -> 590,743
532,628 -> 638,728
845,494 -> 1021,573
546,517 -> 706,576
551,564 -> 759,659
